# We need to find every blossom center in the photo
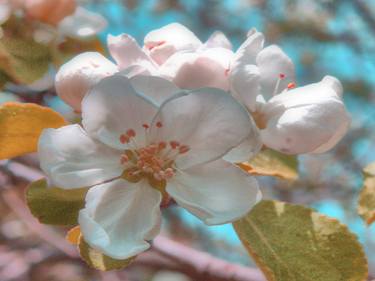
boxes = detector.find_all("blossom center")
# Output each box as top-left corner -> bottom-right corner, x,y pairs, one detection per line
118,125 -> 190,189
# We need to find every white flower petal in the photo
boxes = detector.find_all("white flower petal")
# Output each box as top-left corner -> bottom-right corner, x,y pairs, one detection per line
144,23 -> 202,65
55,52 -> 118,111
256,45 -> 295,98
108,33 -> 156,71
229,64 -> 260,112
129,75 -> 180,106
231,28 -> 264,70
159,48 -> 234,90
58,7 -> 107,38
149,87 -> 253,169
82,75 -> 159,149
167,159 -> 261,225
261,76 -> 350,154
79,179 -> 162,259
38,124 -> 122,189
202,31 -> 232,50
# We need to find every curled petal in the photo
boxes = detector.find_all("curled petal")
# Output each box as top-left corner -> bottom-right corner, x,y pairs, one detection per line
202,31 -> 232,50
144,23 -> 202,65
149,87 -> 254,169
159,48 -> 234,90
229,64 -> 260,112
256,45 -> 295,98
231,28 -> 264,70
58,7 -> 107,38
38,124 -> 123,189
108,33 -> 156,71
55,52 -> 118,111
168,159 -> 261,225
79,179 -> 162,259
261,76 -> 350,154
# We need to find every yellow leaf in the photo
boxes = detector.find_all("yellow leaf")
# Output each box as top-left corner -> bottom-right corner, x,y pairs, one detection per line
0,102 -> 67,159
234,200 -> 368,281
358,163 -> 375,225
78,236 -> 135,271
239,148 -> 298,181
66,226 -> 81,245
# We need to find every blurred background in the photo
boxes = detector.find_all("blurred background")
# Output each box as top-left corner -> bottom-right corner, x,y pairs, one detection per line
1,0 -> 375,280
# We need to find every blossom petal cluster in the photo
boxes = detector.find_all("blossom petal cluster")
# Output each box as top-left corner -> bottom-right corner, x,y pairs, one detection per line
56,22 -> 350,155
39,75 -> 261,259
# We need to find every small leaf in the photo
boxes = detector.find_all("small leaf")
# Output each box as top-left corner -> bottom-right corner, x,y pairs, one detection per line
26,179 -> 88,226
358,163 -> 375,225
66,226 -> 81,245
0,102 -> 66,159
78,236 -> 135,271
239,148 -> 298,181
234,200 -> 368,281
0,36 -> 50,84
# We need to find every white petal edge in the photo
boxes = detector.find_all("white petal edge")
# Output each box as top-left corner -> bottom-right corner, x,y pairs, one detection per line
167,159 -> 261,225
38,124 -> 123,189
79,179 -> 162,259
148,87 -> 254,169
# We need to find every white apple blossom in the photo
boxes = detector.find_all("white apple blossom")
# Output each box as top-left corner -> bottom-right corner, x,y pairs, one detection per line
38,75 -> 261,259
229,29 -> 351,154
55,22 -> 350,155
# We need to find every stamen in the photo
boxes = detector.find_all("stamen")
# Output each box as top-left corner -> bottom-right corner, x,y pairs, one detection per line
142,123 -> 149,129
179,145 -> 190,154
120,134 -> 129,144
287,82 -> 296,89
170,140 -> 180,149
279,73 -> 286,79
156,121 -> 163,128
126,129 -> 136,137
158,141 -> 167,150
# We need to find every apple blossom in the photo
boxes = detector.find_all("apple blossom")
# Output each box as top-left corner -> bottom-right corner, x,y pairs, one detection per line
38,75 -> 261,259
229,29 -> 351,154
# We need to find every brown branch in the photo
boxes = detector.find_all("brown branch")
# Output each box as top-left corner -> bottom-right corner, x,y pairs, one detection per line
0,160 -> 265,281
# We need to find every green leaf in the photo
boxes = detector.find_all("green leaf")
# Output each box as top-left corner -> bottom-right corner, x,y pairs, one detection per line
0,36 -> 50,84
239,149 -> 298,181
358,163 -> 375,225
26,179 -> 88,226
233,200 -> 368,281
78,236 -> 135,271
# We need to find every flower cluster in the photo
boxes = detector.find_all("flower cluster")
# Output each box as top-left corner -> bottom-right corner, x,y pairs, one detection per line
56,23 -> 350,155
40,23 -> 351,260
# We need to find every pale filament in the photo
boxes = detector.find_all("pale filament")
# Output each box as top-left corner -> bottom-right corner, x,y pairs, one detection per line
273,73 -> 296,96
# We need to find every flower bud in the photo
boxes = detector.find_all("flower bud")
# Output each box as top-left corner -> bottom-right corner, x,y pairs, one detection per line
24,0 -> 76,25
55,52 -> 118,111
260,76 -> 350,154
144,23 -> 202,65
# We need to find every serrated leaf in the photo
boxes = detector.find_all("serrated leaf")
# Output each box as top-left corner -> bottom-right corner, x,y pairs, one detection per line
0,36 -> 50,84
358,163 -> 375,225
233,200 -> 368,281
78,236 -> 135,271
26,179 -> 88,226
238,148 -> 298,181
0,102 -> 66,159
